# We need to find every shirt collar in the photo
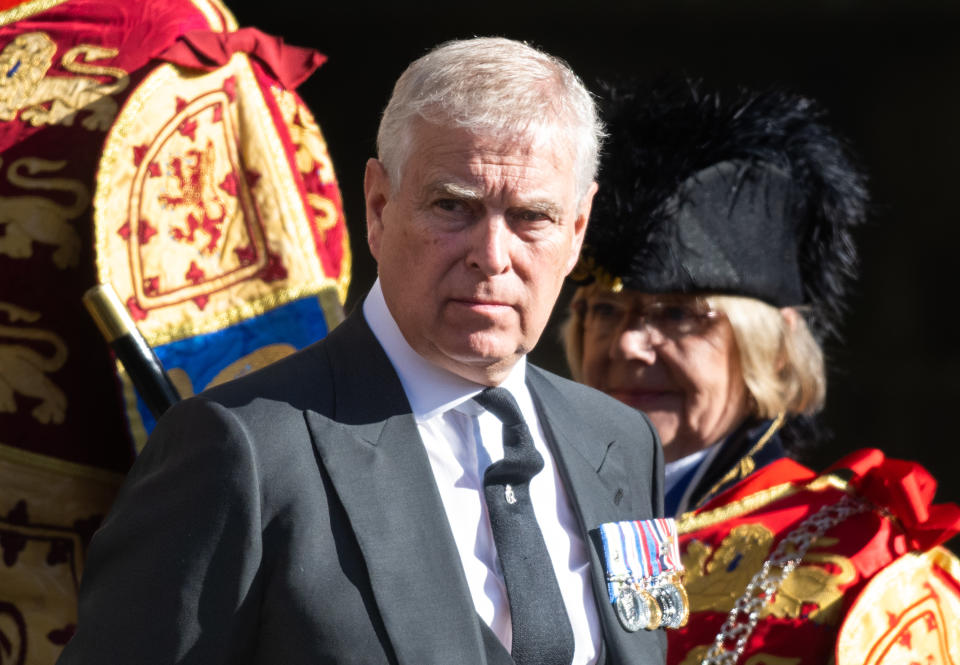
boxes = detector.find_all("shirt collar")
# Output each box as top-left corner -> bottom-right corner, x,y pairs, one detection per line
363,279 -> 528,421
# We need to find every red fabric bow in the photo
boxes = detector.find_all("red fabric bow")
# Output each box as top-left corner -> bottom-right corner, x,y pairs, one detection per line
829,448 -> 960,550
158,27 -> 326,90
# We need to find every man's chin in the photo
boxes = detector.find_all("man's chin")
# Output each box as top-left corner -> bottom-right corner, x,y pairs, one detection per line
430,335 -> 526,383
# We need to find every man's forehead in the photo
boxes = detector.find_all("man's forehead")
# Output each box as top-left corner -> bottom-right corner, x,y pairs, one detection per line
410,117 -> 574,165
409,126 -> 573,182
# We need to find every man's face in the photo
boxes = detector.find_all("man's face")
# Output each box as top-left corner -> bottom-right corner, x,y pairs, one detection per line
365,120 -> 595,385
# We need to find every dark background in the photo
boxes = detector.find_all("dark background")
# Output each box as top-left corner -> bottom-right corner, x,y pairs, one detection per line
231,1 -> 960,508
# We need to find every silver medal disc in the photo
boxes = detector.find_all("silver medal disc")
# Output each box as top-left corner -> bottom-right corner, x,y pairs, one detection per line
651,582 -> 689,629
614,585 -> 659,632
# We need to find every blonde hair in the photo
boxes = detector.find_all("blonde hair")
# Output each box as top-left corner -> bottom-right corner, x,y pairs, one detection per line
563,287 -> 826,417
563,283 -> 600,383
707,295 -> 824,417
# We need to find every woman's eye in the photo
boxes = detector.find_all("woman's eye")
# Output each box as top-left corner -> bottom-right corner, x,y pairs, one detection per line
660,305 -> 695,323
588,302 -> 621,319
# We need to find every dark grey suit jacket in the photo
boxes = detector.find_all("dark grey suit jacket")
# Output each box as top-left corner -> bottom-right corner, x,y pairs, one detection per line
59,310 -> 666,665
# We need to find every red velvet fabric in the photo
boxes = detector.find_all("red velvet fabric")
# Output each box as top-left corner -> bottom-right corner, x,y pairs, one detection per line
830,448 -> 960,549
159,27 -> 326,90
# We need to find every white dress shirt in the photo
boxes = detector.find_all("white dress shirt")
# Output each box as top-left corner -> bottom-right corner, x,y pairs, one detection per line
363,280 -> 601,665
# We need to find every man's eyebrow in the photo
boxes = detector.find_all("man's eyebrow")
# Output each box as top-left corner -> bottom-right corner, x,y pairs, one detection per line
424,181 -> 484,201
422,181 -> 564,219
515,200 -> 564,219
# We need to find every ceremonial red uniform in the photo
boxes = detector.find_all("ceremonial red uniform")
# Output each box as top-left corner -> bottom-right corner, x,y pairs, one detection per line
668,448 -> 960,665
0,2 -> 349,662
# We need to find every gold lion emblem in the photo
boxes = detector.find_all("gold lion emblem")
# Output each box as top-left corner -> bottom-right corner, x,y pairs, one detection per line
0,31 -> 128,131
0,157 -> 90,269
0,303 -> 68,425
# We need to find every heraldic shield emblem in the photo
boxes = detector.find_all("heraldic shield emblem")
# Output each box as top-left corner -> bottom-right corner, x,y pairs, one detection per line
94,48 -> 350,444
836,547 -> 960,665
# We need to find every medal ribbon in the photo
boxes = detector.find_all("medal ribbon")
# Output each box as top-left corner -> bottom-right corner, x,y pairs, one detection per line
597,518 -> 682,601
598,522 -> 631,602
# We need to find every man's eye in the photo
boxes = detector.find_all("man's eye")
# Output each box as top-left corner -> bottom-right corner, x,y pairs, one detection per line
434,198 -> 465,212
512,209 -> 551,224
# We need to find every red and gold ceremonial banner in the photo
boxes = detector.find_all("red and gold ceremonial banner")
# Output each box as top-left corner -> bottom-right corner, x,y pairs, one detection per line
94,27 -> 350,442
0,2 -> 349,662
668,450 -> 960,665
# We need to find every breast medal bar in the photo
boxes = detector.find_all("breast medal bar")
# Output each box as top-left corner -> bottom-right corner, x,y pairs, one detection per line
597,518 -> 689,631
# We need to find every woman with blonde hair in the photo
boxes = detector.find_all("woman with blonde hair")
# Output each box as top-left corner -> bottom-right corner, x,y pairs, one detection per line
567,80 -> 960,665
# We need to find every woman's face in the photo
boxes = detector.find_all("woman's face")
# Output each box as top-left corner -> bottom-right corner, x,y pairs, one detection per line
578,290 -> 751,462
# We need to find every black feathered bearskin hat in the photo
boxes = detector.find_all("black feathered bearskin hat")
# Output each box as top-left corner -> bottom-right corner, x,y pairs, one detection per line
572,79 -> 869,342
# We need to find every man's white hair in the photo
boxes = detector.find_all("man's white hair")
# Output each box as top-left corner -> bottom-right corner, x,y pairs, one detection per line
376,37 -> 603,200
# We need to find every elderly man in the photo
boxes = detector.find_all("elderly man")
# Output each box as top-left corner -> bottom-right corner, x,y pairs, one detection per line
58,38 -> 667,665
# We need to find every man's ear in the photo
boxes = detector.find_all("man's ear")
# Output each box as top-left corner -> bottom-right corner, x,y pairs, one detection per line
364,158 -> 391,262
564,181 -> 598,274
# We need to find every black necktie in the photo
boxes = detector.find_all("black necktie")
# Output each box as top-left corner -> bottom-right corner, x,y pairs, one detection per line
474,387 -> 576,665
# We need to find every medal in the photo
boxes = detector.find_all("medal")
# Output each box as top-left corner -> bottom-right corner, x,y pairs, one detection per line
650,578 -> 689,628
596,517 -> 689,630
615,584 -> 661,632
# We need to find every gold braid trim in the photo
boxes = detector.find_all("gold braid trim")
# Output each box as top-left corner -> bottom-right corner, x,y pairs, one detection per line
698,413 -> 787,505
677,474 -> 850,534
0,0 -> 69,26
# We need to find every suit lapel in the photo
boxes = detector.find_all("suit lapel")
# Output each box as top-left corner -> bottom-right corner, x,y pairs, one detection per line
304,312 -> 489,665
526,368 -> 655,665
526,367 -> 628,526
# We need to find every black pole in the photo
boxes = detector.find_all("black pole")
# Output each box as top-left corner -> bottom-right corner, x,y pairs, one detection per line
83,284 -> 180,421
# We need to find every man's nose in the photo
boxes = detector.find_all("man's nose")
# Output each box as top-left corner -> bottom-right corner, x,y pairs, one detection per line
611,324 -> 658,364
467,217 -> 511,275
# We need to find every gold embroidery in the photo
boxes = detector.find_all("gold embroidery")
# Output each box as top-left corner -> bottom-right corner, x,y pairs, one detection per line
271,85 -> 352,303
0,31 -> 54,110
317,291 -> 346,331
684,524 -> 776,613
678,482 -> 800,533
0,157 -> 89,268
95,55 -> 348,347
160,138 -> 229,254
676,645 -> 711,665
0,0 -> 69,27
0,442 -> 121,664
776,537 -> 855,625
271,86 -> 337,184
0,302 -> 68,425
0,32 -> 129,131
307,193 -> 340,233
683,524 -> 854,625
677,474 -> 850,534
699,414 -> 785,503
837,548 -> 960,665
0,441 -> 122,484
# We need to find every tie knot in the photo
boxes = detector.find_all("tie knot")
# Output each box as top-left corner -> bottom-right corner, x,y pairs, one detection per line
474,387 -> 524,426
